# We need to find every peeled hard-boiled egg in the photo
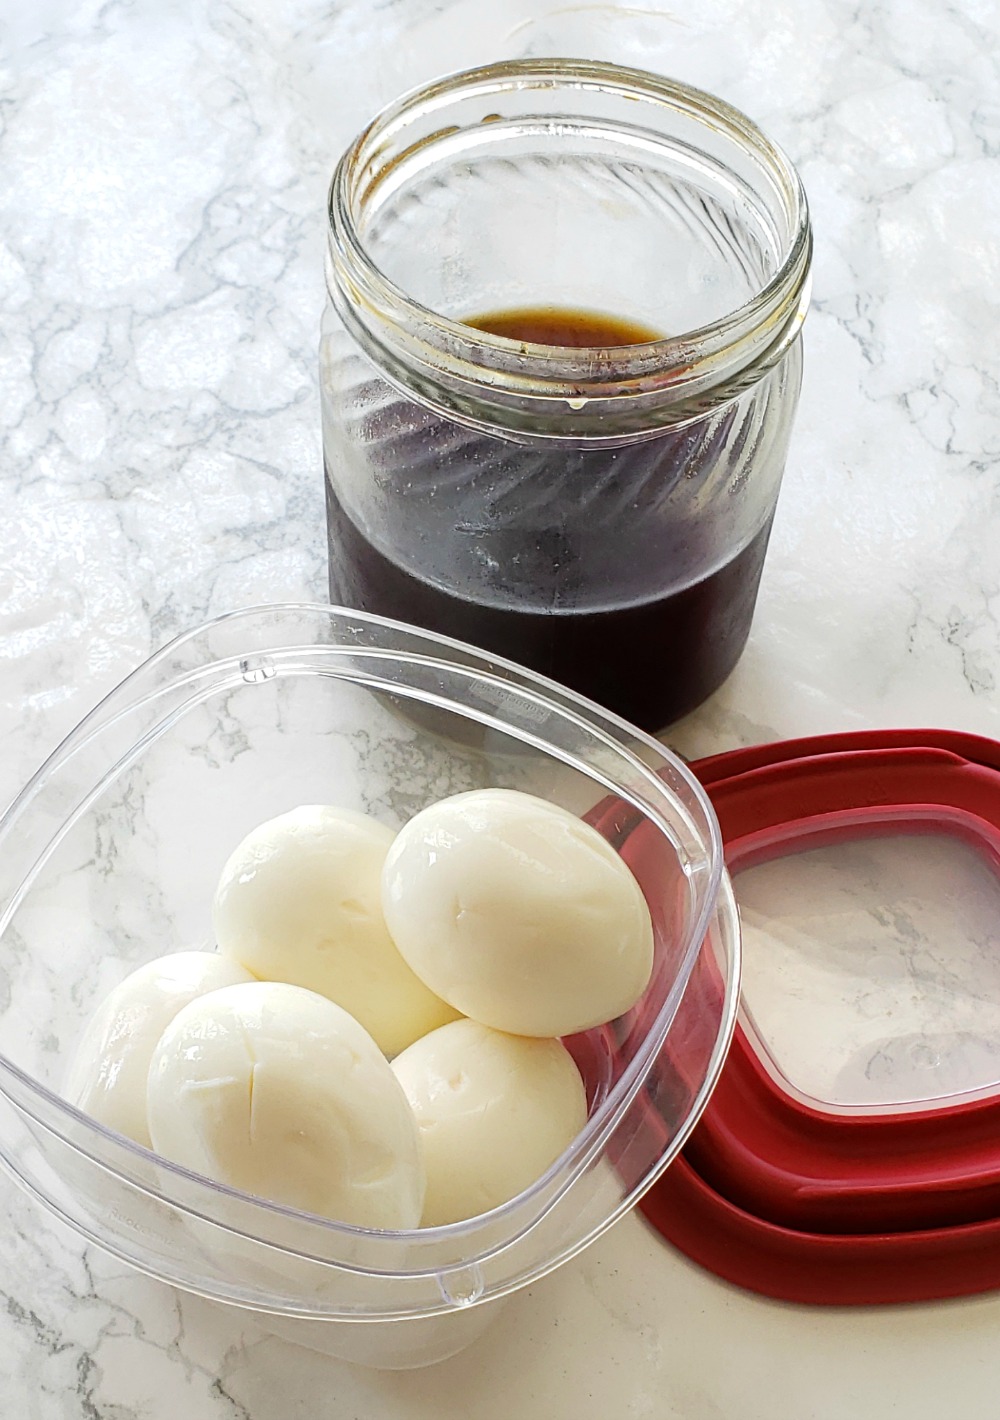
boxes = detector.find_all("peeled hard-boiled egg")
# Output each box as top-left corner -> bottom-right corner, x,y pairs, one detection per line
63,950 -> 255,1147
212,805 -> 459,1057
146,980 -> 425,1230
381,788 -> 654,1038
392,1018 -> 588,1227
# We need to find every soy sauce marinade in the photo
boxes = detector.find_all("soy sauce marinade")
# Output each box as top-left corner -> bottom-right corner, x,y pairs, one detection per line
326,307 -> 772,731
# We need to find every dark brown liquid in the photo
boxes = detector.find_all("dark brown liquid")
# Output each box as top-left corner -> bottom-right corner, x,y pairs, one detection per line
327,488 -> 772,730
466,307 -> 663,347
326,307 -> 773,731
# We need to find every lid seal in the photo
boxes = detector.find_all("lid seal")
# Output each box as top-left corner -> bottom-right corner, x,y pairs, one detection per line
639,729 -> 1000,1303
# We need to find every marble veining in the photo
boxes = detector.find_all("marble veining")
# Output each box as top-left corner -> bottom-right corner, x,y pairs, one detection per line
4,0 -> 1000,1414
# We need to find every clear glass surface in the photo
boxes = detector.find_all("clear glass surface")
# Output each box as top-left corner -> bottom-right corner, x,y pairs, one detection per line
321,61 -> 811,728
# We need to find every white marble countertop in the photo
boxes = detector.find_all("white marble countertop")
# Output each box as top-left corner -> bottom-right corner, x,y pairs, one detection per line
4,1 -> 1000,1415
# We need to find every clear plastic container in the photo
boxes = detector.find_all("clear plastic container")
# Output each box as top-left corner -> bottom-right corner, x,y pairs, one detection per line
0,605 -> 738,1368
736,830 -> 1000,1113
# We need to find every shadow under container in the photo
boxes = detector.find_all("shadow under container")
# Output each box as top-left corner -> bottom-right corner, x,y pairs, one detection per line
0,604 -> 739,1369
322,60 -> 812,731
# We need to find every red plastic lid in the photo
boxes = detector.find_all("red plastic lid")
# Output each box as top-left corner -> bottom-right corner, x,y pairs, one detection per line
635,729 -> 1000,1304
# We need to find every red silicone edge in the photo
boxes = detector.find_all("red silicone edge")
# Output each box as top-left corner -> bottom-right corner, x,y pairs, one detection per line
691,728 -> 1000,785
639,1154 -> 1000,1306
693,746 -> 1000,1230
637,727 -> 1000,1302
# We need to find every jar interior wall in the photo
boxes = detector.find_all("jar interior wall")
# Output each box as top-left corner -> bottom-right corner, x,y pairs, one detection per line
361,125 -> 781,337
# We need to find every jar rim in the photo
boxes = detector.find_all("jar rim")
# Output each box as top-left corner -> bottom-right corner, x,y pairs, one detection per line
327,59 -> 812,438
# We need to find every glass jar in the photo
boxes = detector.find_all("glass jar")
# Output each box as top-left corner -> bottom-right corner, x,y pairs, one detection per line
321,60 -> 812,731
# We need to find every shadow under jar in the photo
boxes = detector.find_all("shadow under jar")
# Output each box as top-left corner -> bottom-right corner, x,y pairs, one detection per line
322,60 -> 812,732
